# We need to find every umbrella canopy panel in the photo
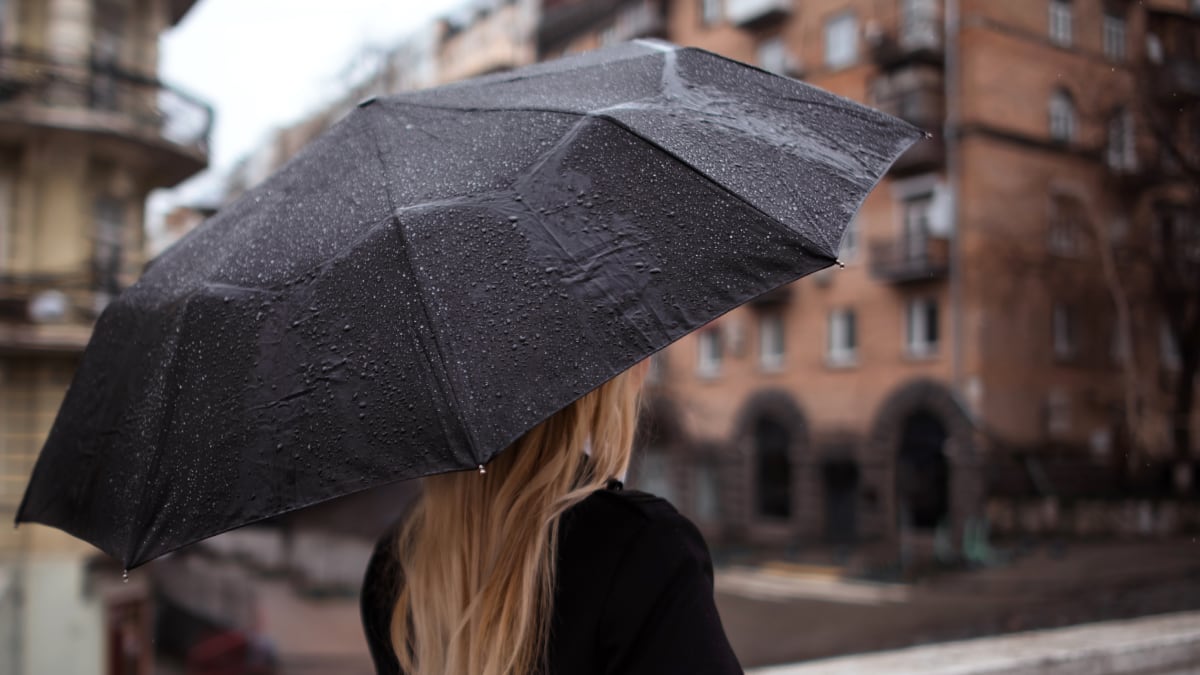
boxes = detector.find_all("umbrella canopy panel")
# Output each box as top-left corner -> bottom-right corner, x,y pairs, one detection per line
17,42 -> 920,568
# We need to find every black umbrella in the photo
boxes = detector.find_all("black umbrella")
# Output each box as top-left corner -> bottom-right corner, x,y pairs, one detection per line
17,41 -> 920,569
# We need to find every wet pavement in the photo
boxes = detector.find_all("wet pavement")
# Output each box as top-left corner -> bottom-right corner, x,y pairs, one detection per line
714,538 -> 1200,669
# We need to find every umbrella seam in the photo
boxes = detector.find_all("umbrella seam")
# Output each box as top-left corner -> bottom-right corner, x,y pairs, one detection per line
126,307 -> 189,567
374,100 -> 848,261
358,103 -> 482,467
589,113 -> 839,260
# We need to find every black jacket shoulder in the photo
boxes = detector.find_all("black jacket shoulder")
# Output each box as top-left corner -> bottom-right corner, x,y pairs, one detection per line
360,488 -> 742,675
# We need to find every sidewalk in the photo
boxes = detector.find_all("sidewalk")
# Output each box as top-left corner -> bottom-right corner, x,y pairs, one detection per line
714,538 -> 1200,668
746,610 -> 1200,675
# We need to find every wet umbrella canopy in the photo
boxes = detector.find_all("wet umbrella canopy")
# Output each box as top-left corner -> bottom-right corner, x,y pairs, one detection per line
17,41 -> 921,568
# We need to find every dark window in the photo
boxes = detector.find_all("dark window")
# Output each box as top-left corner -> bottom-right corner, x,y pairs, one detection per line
755,417 -> 791,519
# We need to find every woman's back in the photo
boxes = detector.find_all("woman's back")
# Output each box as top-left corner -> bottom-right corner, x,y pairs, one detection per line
361,484 -> 743,674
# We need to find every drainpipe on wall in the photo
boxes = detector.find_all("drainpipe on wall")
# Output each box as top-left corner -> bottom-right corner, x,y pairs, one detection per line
945,0 -> 964,411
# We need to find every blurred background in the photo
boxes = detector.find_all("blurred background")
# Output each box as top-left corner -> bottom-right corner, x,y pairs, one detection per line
0,0 -> 1198,673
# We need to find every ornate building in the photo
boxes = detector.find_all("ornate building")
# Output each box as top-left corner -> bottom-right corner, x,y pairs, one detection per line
0,1 -> 211,672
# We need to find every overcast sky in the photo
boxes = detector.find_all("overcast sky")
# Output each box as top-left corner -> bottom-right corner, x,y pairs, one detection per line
154,0 -> 465,207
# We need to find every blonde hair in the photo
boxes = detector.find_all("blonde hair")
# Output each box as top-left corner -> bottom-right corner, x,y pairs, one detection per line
390,370 -> 642,675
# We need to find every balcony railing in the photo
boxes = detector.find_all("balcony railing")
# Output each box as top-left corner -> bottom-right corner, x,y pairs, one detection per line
870,74 -> 945,174
869,31 -> 943,72
726,0 -> 791,27
869,236 -> 949,283
1151,58 -> 1200,101
0,48 -> 213,157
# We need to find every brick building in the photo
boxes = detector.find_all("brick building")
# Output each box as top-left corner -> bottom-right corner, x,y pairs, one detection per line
609,0 -> 1200,556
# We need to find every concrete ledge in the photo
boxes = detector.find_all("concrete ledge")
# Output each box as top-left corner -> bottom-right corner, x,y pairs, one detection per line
748,611 -> 1200,675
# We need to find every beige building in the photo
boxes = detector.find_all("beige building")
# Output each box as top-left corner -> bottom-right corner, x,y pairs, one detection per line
0,0 -> 210,672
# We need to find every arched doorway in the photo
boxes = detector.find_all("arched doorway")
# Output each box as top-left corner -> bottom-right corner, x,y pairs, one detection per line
822,456 -> 860,543
755,417 -> 792,519
896,410 -> 949,530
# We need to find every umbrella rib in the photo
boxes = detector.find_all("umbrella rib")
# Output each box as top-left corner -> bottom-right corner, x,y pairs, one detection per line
359,104 -> 482,467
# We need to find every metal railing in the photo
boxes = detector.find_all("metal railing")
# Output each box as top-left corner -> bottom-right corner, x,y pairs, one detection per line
0,48 -> 212,155
869,235 -> 949,283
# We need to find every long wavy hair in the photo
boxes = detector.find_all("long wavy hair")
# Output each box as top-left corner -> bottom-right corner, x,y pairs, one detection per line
389,369 -> 643,675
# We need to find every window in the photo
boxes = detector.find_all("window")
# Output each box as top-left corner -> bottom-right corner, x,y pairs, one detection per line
1147,33 -> 1164,63
1053,303 -> 1078,360
1161,320 -> 1181,370
1049,89 -> 1076,143
1046,389 -> 1071,436
759,313 -> 785,371
757,37 -> 796,76
693,459 -> 720,522
93,196 -> 125,302
701,0 -> 721,25
900,0 -> 940,50
697,328 -> 723,377
902,195 -> 933,259
1048,195 -> 1083,256
646,352 -> 665,384
840,215 -> 859,261
827,308 -> 857,366
824,12 -> 858,69
1107,107 -> 1136,171
1103,11 -> 1126,61
906,298 -> 939,357
1049,0 -> 1073,47
634,448 -> 676,503
754,417 -> 791,519
92,0 -> 127,110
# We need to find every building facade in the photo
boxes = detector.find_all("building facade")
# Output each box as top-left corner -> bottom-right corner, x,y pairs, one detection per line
628,0 -> 1200,558
0,0 -> 211,673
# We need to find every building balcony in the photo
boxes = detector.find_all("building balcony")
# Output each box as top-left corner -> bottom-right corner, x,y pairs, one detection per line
726,0 -> 791,28
870,70 -> 945,175
0,274 -> 98,354
537,0 -> 664,53
1150,58 -> 1200,101
869,236 -> 949,284
0,48 -> 211,186
438,35 -> 533,82
537,0 -> 622,52
868,30 -> 943,73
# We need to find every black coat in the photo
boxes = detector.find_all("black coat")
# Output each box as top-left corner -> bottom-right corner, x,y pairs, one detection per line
360,483 -> 744,674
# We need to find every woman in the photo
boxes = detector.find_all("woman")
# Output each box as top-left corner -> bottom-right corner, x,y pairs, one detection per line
360,361 -> 743,674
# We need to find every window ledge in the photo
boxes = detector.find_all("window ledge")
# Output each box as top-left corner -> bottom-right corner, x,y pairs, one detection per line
904,345 -> 939,361
825,354 -> 858,369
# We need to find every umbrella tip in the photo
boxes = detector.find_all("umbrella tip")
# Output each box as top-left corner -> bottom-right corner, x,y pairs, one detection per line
478,465 -> 487,475
835,259 -> 846,269
357,96 -> 378,108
